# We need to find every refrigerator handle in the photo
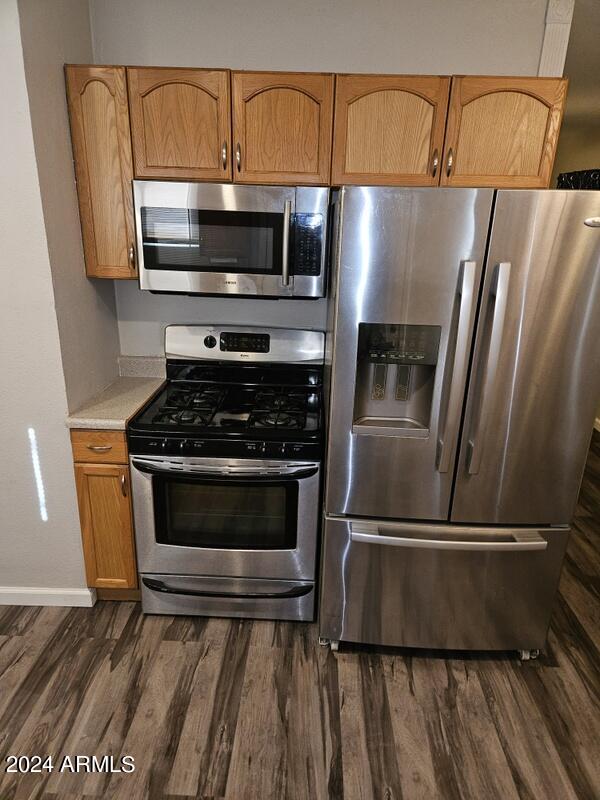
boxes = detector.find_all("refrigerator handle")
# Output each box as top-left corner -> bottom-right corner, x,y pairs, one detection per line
437,260 -> 477,473
350,523 -> 548,552
467,262 -> 512,475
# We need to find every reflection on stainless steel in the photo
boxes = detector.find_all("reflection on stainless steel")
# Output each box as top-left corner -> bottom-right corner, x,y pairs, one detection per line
134,181 -> 329,298
320,188 -> 600,654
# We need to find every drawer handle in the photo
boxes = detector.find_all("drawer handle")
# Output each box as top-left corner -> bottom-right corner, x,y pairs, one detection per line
350,525 -> 548,552
142,576 -> 312,599
121,474 -> 127,497
87,444 -> 112,452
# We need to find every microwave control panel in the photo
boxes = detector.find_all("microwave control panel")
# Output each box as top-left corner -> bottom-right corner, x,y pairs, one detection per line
293,213 -> 323,276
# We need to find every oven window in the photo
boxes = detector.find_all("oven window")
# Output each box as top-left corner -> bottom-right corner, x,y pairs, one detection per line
141,207 -> 283,274
153,477 -> 298,550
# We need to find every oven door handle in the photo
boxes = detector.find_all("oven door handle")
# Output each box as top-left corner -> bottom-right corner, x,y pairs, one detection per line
131,459 -> 319,480
142,577 -> 313,599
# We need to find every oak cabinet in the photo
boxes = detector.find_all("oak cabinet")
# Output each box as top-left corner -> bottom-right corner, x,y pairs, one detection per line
127,67 -> 231,181
65,65 -> 136,279
332,75 -> 451,186
232,71 -> 334,185
441,76 -> 568,188
72,431 -> 137,591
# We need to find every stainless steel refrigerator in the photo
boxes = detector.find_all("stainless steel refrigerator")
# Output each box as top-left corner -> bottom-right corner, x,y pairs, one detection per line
319,188 -> 600,656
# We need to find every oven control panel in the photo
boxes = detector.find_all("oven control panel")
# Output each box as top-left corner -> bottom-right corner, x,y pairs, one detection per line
128,435 -> 322,460
220,332 -> 270,353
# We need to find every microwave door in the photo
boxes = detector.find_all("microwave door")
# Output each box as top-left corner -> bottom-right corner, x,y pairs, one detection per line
134,181 -> 297,296
325,187 -> 494,521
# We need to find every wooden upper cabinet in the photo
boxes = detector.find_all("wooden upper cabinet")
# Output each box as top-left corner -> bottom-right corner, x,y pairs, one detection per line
127,67 -> 231,181
232,71 -> 334,185
65,66 -> 136,279
441,76 -> 568,188
74,463 -> 137,590
332,75 -> 451,186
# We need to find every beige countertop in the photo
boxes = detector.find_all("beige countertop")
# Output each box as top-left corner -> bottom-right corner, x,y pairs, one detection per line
66,376 -> 164,430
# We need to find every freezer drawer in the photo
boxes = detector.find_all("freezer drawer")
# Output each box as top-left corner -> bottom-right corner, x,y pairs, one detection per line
319,517 -> 568,651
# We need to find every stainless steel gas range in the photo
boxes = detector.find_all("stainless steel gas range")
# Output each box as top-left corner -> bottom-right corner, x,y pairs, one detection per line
127,325 -> 324,621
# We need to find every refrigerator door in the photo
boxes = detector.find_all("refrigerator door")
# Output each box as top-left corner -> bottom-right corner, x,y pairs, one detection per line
319,516 -> 569,650
325,187 -> 494,520
453,190 -> 600,525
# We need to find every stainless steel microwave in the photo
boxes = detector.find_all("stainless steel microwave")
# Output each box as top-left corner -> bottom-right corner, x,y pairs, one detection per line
133,181 -> 329,298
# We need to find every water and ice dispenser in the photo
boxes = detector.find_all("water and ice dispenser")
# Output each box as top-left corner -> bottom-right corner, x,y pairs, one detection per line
352,324 -> 440,437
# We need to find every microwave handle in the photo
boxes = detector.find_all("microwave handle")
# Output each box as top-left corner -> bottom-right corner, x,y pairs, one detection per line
282,199 -> 292,287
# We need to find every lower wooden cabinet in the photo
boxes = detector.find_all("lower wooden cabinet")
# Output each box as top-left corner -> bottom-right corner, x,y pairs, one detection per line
74,461 -> 138,590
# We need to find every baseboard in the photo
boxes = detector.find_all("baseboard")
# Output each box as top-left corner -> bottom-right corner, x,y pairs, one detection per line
0,586 -> 97,607
594,418 -> 600,433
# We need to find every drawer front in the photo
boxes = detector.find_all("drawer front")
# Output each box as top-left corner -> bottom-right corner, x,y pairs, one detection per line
319,516 -> 569,651
71,430 -> 128,464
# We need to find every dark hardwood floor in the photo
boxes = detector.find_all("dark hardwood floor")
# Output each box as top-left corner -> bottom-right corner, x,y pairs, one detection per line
1,435 -> 599,800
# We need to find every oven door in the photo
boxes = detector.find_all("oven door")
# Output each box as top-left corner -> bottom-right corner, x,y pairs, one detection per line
130,456 -> 320,580
135,181 -> 298,297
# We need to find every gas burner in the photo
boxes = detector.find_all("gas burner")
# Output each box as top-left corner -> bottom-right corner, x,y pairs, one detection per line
190,387 -> 226,406
255,389 -> 311,415
251,410 -> 306,429
152,407 -> 213,426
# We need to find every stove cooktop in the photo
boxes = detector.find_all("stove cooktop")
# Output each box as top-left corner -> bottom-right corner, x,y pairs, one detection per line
127,366 -> 324,460
136,383 -> 321,434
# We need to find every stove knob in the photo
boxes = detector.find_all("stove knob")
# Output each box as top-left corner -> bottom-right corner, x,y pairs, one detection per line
279,443 -> 287,456
160,439 -> 169,452
259,441 -> 267,454
204,335 -> 217,349
179,439 -> 189,453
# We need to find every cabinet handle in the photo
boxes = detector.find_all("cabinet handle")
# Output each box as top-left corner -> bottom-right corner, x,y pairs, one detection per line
431,148 -> 439,177
121,474 -> 128,497
236,142 -> 241,172
128,244 -> 135,268
221,140 -> 227,170
87,444 -> 112,452
446,148 -> 454,178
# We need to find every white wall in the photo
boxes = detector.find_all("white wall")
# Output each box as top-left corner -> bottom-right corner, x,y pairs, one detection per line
88,0 -> 551,355
90,0 -> 548,74
0,0 -> 89,593
552,0 -> 600,182
19,0 -> 120,412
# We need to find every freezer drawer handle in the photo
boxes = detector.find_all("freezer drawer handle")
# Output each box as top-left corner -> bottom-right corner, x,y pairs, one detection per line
437,260 -> 477,473
467,261 -> 511,475
350,524 -> 548,552
142,577 -> 313,599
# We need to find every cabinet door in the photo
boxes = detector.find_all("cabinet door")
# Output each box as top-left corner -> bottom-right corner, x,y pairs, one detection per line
65,65 -> 136,279
74,463 -> 138,590
441,76 -> 567,188
127,67 -> 231,181
232,71 -> 334,185
332,75 -> 450,186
